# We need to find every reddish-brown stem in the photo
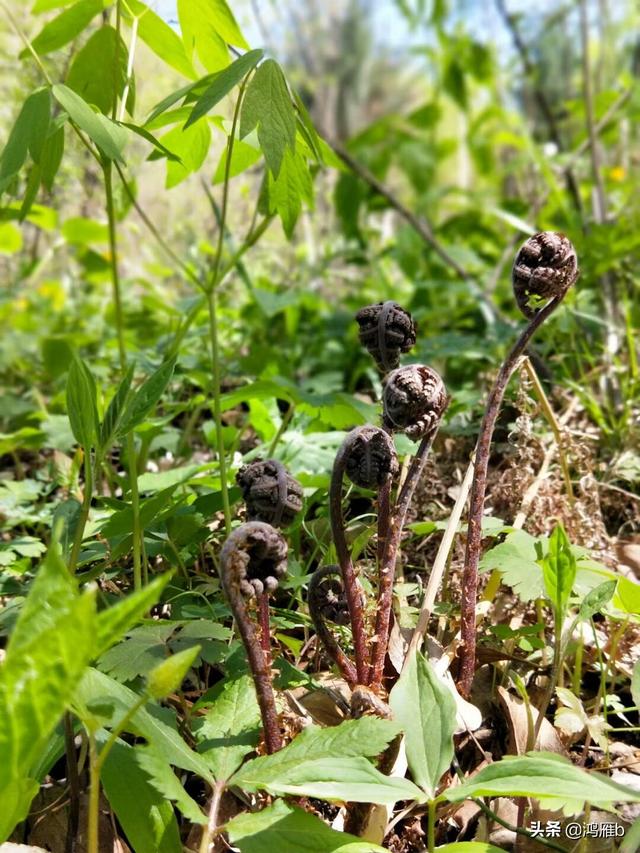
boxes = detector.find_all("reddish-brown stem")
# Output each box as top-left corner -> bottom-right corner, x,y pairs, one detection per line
458,296 -> 565,697
308,565 -> 358,686
330,444 -> 370,684
257,592 -> 272,662
377,477 -> 391,568
368,430 -> 439,688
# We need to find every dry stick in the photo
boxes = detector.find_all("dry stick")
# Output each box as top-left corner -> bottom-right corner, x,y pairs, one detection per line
369,431 -> 438,689
459,295 -> 567,697
330,444 -> 371,684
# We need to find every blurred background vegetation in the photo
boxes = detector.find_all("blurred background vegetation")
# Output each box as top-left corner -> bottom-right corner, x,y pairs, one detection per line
1,0 -> 639,594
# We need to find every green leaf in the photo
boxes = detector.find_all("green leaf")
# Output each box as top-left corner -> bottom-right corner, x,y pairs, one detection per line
62,215 -> 108,244
240,59 -> 296,178
479,530 -> 545,601
66,356 -> 99,448
185,49 -> 263,128
39,124 -> 65,191
117,357 -> 176,437
123,0 -> 196,80
93,573 -> 173,659
195,673 -> 261,780
230,718 -> 423,804
147,645 -> 201,699
578,580 -> 617,621
27,0 -> 107,57
74,667 -> 214,782
66,25 -> 130,116
100,738 -> 182,853
227,799 -> 387,852
134,743 -> 206,824
178,0 -> 248,73
122,123 -> 181,161
268,147 -> 313,237
99,363 -> 134,451
541,524 -> 577,617
213,135 -> 262,183
161,121 -> 211,188
444,753 -> 640,814
389,652 -> 456,798
99,623 -> 175,682
52,84 -> 128,162
0,88 -> 51,193
0,777 -> 39,842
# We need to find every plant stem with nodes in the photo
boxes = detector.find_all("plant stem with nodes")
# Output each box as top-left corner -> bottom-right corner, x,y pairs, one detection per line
459,295 -> 568,697
329,445 -> 371,685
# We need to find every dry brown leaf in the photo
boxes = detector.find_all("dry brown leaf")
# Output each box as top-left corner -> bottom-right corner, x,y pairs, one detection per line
496,686 -> 565,754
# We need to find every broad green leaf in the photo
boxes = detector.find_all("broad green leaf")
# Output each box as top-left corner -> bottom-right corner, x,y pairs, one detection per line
240,59 -> 296,178
230,718 -> 423,804
147,645 -> 201,699
0,777 -> 39,842
52,84 -> 128,162
613,574 -> 640,617
62,215 -> 108,244
33,0 -> 82,10
98,623 -> 175,682
267,146 -> 313,237
621,814 -> 640,853
160,122 -> 211,188
0,222 -> 23,253
100,738 -> 182,853
66,356 -> 99,448
93,573 -> 173,659
27,0 -> 107,57
0,581 -> 95,791
66,25 -> 130,116
0,88 -> 51,192
389,652 -> 456,798
444,753 -> 640,815
232,755 -> 423,804
578,579 -> 617,621
541,524 -> 577,617
121,123 -> 181,161
99,363 -> 134,451
213,135 -> 262,183
123,0 -> 196,80
146,77 -> 213,124
195,673 -> 261,780
227,799 -> 387,852
178,0 -> 248,73
479,530 -> 544,601
135,743 -> 206,824
117,357 -> 176,437
185,49 -> 263,128
74,668 -> 214,782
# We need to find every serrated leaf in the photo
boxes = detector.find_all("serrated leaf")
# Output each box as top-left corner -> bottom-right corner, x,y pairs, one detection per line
93,573 -> 173,659
240,59 -> 296,178
117,357 -> 176,437
389,652 -> 456,798
135,743 -> 206,823
185,49 -> 263,128
100,737 -> 182,852
195,674 -> 261,780
98,623 -> 175,682
444,752 -> 640,815
27,0 -> 107,57
52,84 -> 128,162
541,524 -> 577,617
66,356 -> 99,449
268,146 -> 313,238
479,530 -> 545,601
227,799 -> 387,852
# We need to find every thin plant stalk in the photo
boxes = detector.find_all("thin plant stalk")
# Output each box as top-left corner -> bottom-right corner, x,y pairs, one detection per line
329,446 -> 371,685
257,592 -> 272,660
204,79 -> 248,535
68,446 -> 94,573
427,799 -> 436,853
103,161 -> 144,590
369,431 -> 437,688
199,780 -> 225,853
459,295 -> 568,697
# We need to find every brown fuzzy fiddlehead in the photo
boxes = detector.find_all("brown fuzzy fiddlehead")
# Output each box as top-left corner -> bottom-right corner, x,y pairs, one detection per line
308,565 -> 358,686
512,231 -> 578,318
343,425 -> 399,489
458,232 -> 579,698
382,364 -> 448,440
236,458 -> 304,527
355,301 -> 417,373
220,522 -> 288,753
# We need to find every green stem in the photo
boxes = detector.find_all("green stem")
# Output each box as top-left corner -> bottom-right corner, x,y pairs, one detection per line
103,160 -> 144,588
87,731 -> 99,853
427,799 -> 436,852
199,780 -> 226,853
533,608 -> 564,741
206,288 -> 231,535
68,447 -> 94,573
